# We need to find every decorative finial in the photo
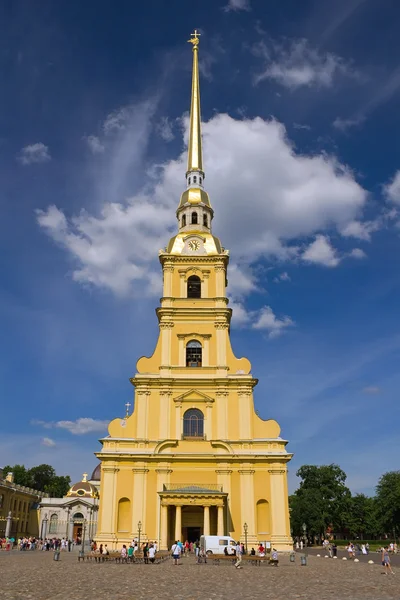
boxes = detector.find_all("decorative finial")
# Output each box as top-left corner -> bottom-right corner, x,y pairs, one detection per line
125,402 -> 131,417
82,472 -> 88,482
188,29 -> 201,47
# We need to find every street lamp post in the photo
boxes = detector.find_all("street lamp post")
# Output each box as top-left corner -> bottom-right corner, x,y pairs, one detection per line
243,522 -> 248,555
302,523 -> 307,554
79,519 -> 87,558
138,520 -> 142,550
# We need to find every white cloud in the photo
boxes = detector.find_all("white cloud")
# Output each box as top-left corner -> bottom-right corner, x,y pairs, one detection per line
274,271 -> 291,283
253,305 -> 294,338
103,107 -> 132,134
157,117 -> 175,142
302,235 -> 340,267
84,135 -> 105,154
362,385 -> 381,394
33,418 -> 109,435
293,123 -> 311,131
340,219 -> 380,241
229,299 -> 253,326
37,111 -> 367,299
254,38 -> 354,89
349,248 -> 366,259
223,0 -> 251,12
332,116 -> 364,132
384,170 -> 400,204
41,437 -> 56,447
18,142 -> 51,165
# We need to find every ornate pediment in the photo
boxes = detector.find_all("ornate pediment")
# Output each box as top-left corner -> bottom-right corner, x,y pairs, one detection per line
173,389 -> 214,404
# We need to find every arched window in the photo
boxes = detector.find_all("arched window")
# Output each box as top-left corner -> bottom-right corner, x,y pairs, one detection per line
191,212 -> 198,225
203,214 -> 208,227
199,176 -> 202,184
186,340 -> 202,367
183,408 -> 204,438
117,498 -> 131,532
49,513 -> 58,534
188,177 -> 191,185
182,214 -> 186,227
193,175 -> 197,184
187,275 -> 201,298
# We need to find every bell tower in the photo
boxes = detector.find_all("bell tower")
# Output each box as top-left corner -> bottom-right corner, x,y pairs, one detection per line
96,32 -> 293,553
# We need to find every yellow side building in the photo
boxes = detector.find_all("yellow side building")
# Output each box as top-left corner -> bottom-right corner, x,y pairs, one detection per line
96,32 -> 293,552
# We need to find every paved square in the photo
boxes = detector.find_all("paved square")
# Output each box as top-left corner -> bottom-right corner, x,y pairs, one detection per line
0,551 -> 398,600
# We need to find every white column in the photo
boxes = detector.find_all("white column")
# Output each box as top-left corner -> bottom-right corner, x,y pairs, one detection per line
217,505 -> 224,536
160,504 -> 168,550
175,505 -> 182,541
203,506 -> 210,536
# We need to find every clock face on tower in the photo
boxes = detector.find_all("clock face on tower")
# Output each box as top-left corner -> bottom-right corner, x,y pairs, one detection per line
188,240 -> 200,251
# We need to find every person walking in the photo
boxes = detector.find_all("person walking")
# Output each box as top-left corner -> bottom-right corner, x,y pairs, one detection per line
171,540 -> 181,566
382,546 -> 395,575
235,541 -> 242,569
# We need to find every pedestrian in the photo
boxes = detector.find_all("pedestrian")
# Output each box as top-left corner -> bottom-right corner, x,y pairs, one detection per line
148,544 -> 156,563
234,541 -> 242,569
171,540 -> 181,565
332,543 -> 337,557
381,546 -> 395,575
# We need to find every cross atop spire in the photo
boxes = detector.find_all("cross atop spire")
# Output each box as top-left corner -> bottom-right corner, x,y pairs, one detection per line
186,29 -> 203,177
188,29 -> 201,46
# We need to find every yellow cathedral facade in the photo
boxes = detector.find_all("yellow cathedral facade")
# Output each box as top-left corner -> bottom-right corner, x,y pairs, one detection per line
96,31 -> 293,552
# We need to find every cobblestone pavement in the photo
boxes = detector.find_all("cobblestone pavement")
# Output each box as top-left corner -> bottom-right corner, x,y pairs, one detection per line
0,550 -> 398,600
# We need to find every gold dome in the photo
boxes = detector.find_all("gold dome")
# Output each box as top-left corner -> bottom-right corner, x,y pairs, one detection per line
66,473 -> 99,499
178,188 -> 211,208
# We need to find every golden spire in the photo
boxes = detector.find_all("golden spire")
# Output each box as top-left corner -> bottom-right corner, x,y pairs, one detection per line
187,30 -> 203,175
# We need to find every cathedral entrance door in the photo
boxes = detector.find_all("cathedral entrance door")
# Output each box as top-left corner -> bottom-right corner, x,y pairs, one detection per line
186,526 -> 201,543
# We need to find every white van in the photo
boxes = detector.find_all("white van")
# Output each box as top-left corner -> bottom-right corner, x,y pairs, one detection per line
200,535 -> 237,555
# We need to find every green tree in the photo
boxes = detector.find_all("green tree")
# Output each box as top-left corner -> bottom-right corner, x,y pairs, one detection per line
376,471 -> 400,533
44,475 -> 71,498
2,463 -> 71,497
2,464 -> 33,487
290,464 -> 351,537
29,464 -> 56,491
348,494 -> 379,539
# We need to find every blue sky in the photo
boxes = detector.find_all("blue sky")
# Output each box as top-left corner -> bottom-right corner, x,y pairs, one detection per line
1,0 -> 400,494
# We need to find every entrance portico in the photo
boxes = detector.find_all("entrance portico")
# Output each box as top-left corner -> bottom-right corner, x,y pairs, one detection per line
159,485 -> 227,549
